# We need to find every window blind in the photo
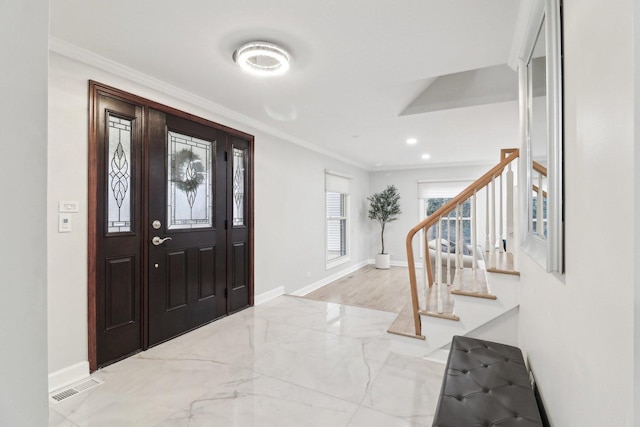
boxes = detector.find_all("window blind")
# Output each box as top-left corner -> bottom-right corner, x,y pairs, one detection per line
325,169 -> 352,194
417,180 -> 471,199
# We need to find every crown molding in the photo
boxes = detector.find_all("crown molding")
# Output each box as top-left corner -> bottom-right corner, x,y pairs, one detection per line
370,159 -> 495,172
48,37 -> 368,171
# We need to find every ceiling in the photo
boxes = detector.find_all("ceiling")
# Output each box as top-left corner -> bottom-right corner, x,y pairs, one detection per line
50,0 -> 521,170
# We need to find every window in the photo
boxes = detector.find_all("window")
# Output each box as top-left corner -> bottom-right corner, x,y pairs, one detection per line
531,195 -> 548,237
325,170 -> 352,267
326,192 -> 347,261
425,198 -> 472,249
417,180 -> 473,257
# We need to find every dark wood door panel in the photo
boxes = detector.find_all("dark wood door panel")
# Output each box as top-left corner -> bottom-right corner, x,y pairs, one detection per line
105,256 -> 136,330
166,250 -> 188,310
231,242 -> 247,290
198,246 -> 216,300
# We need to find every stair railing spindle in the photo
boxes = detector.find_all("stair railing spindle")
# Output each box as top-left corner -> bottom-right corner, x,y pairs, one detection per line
490,176 -> 497,269
485,185 -> 490,258
436,218 -> 443,314
506,163 -> 514,252
537,172 -> 544,236
456,204 -> 462,272
499,173 -> 504,253
446,215 -> 451,286
472,189 -> 478,293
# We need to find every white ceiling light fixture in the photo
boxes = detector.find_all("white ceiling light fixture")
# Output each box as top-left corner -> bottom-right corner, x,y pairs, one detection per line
421,153 -> 431,160
406,138 -> 417,145
233,41 -> 291,77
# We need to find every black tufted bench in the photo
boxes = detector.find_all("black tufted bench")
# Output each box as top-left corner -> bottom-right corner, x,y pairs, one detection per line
432,336 -> 543,427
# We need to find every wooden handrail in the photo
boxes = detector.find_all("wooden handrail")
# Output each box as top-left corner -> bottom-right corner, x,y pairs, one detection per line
532,184 -> 548,198
532,160 -> 547,176
405,148 -> 519,336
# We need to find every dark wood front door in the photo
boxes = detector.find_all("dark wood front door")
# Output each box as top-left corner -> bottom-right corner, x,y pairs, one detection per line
90,83 -> 253,369
146,110 -> 228,346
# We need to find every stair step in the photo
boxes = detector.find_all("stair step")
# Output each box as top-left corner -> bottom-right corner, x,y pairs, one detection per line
389,270 -> 520,359
420,284 -> 460,321
450,267 -> 496,299
485,251 -> 520,275
387,302 -> 425,340
451,289 -> 497,300
486,268 -> 520,276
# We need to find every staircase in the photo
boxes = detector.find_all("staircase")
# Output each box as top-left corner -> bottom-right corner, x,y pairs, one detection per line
387,149 -> 529,360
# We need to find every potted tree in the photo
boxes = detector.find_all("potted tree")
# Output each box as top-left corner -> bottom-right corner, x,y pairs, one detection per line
368,185 -> 401,269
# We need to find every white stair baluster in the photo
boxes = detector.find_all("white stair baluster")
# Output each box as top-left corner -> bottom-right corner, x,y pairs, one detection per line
456,204 -> 461,273
485,186 -> 490,258
537,172 -> 544,236
472,189 -> 478,292
506,163 -> 514,253
436,218 -> 443,314
499,173 -> 504,253
446,214 -> 451,286
421,226 -> 428,306
490,176 -> 497,269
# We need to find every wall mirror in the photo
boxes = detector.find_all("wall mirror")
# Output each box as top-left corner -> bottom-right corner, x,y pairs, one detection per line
516,0 -> 563,273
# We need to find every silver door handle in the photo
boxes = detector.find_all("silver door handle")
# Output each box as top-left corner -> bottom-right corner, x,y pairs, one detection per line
152,236 -> 172,246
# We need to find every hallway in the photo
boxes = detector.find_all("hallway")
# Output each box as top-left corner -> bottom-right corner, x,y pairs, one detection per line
49,296 -> 444,426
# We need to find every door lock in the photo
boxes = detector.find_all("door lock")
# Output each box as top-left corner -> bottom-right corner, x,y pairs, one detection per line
152,236 -> 172,246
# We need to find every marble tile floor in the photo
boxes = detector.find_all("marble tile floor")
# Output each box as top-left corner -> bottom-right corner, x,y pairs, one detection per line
49,296 -> 445,427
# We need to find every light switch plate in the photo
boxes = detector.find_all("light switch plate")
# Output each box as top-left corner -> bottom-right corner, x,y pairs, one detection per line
59,214 -> 72,233
59,201 -> 79,213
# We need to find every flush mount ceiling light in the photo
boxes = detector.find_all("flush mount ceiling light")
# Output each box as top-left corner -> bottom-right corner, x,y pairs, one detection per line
233,41 -> 291,76
421,153 -> 431,160
406,138 -> 417,145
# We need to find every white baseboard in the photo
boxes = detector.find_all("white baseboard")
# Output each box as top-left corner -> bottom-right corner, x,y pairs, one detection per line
368,259 -> 422,269
390,260 -> 408,267
289,260 -> 370,296
48,361 -> 90,393
255,286 -> 285,305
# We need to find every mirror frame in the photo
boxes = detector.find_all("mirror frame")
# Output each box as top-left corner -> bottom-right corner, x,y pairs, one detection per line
517,0 -> 563,273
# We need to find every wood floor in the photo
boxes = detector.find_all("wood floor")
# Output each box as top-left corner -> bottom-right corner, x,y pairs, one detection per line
301,261 -> 514,340
302,264 -> 412,314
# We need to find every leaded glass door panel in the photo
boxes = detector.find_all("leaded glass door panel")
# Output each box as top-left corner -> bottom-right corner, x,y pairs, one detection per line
227,136 -> 251,313
147,110 -> 228,346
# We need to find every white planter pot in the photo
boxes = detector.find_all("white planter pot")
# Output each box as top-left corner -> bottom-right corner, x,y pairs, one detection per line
375,253 -> 390,269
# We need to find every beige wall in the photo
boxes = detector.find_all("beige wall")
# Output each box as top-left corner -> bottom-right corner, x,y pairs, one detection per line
518,1 -> 635,425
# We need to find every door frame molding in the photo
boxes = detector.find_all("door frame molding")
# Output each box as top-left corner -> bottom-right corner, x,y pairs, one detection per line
88,81 -> 255,371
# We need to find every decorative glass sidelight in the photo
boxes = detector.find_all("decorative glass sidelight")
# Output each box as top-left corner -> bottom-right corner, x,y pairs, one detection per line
232,148 -> 246,226
107,116 -> 132,233
167,131 -> 213,230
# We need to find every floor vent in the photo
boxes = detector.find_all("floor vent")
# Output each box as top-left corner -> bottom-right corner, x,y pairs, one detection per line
49,378 -> 102,404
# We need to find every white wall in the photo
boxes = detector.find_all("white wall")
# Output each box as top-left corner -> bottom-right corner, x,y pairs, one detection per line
518,1 -> 635,426
635,1 -> 640,424
47,52 -> 370,378
0,0 -> 49,425
368,164 -> 496,263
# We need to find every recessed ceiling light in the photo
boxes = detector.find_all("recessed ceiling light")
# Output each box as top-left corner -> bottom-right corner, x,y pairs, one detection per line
406,138 -> 417,145
421,153 -> 431,160
233,41 -> 291,77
